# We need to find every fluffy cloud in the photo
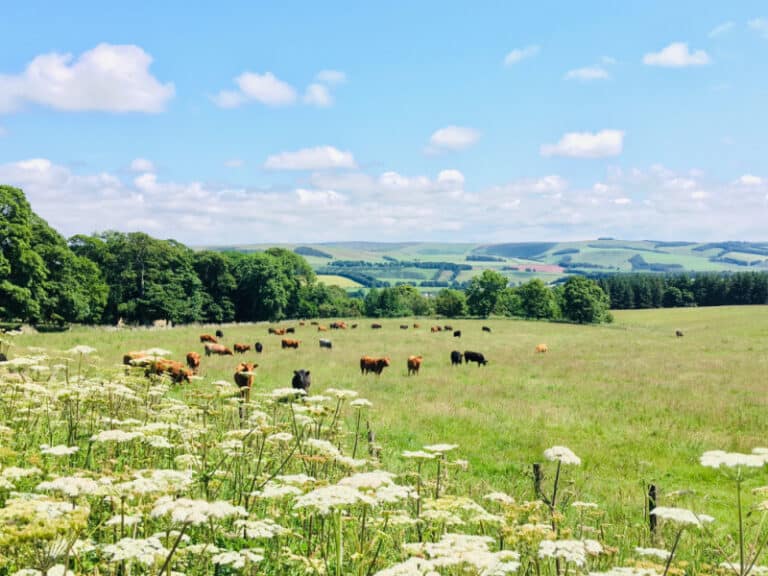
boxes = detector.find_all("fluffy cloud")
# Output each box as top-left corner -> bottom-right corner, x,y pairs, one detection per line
749,18 -> 768,38
315,70 -> 347,85
264,146 -> 356,171
130,158 -> 155,173
0,44 -> 174,114
541,130 -> 624,158
504,45 -> 540,65
303,83 -> 333,107
737,174 -> 763,186
642,42 -> 710,67
709,21 -> 734,38
213,71 -> 297,108
427,125 -> 481,153
564,66 -> 609,81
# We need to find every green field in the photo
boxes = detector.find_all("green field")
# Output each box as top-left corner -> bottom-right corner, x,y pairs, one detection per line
316,274 -> 364,288
5,306 -> 767,530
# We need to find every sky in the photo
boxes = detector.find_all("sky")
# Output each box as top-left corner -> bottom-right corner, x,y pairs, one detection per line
0,1 -> 766,245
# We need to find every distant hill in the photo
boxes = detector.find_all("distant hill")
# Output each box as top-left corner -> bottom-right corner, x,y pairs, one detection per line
203,240 -> 768,289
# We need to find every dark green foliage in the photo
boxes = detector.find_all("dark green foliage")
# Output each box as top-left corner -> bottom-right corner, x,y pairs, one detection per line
363,285 -> 431,318
193,251 -> 237,322
294,246 -> 333,259
561,276 -> 611,324
465,269 -> 509,317
433,289 -> 467,317
465,255 -> 505,262
516,278 -> 558,319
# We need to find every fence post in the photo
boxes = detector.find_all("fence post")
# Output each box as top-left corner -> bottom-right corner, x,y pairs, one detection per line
648,484 -> 657,534
533,463 -> 544,500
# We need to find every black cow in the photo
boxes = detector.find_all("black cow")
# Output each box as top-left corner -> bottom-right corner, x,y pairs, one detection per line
675,330 -> 684,337
400,324 -> 409,330
319,339 -> 332,349
371,323 -> 382,329
450,350 -> 463,366
0,353 -> 7,362
444,325 -> 453,331
464,351 -> 488,366
453,330 -> 461,338
286,327 -> 296,334
215,329 -> 224,338
292,369 -> 311,391
482,326 -> 491,333
255,342 -> 263,353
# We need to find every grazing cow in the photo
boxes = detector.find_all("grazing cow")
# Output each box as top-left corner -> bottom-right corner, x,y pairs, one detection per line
317,325 -> 328,332
123,351 -> 147,365
319,339 -> 333,349
299,321 -> 306,326
215,329 -> 224,338
482,326 -> 492,333
286,327 -> 296,334
464,351 -> 488,366
351,323 -> 358,329
281,338 -> 300,349
413,323 -> 420,328
407,355 -> 423,376
450,350 -> 463,366
453,330 -> 461,338
204,343 -> 234,356
330,321 -> 347,330
145,359 -> 192,384
444,325 -> 453,331
234,362 -> 257,402
186,352 -> 201,372
535,344 -> 548,354
371,323 -> 383,329
292,369 -> 312,391
255,342 -> 263,353
431,326 -> 442,333
400,324 -> 409,330
0,353 -> 6,362
234,343 -> 251,354
200,334 -> 218,343
675,330 -> 684,338
360,356 -> 391,375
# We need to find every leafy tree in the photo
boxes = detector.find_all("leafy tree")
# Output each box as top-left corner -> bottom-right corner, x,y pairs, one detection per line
394,284 -> 432,316
517,278 -> 557,319
465,270 -> 508,317
434,288 -> 467,317
497,287 -> 524,317
234,253 -> 291,321
561,276 -> 610,323
193,251 -> 237,322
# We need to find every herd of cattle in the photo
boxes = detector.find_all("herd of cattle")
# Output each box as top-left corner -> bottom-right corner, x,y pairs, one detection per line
121,322 -> 550,400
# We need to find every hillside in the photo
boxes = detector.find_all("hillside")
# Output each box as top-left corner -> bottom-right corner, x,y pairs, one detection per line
204,239 -> 768,289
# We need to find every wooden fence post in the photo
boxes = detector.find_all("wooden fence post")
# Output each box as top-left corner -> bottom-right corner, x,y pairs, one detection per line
648,484 -> 657,534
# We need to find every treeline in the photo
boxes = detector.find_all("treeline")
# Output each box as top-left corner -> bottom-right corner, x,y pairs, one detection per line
597,272 -> 768,309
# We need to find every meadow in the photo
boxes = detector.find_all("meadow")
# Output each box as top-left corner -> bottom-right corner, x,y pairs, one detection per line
1,306 -> 767,574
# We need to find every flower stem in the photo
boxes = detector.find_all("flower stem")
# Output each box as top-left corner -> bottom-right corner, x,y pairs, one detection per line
663,528 -> 683,576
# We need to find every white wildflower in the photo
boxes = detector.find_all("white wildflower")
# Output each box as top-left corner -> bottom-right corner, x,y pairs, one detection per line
2,466 -> 43,480
294,484 -> 376,515
424,443 -> 458,454
339,471 -> 396,490
37,476 -> 100,498
700,450 -> 767,469
583,539 -> 603,555
234,518 -> 290,539
325,388 -> 359,399
266,432 -> 294,444
268,387 -> 307,400
102,536 -> 168,565
589,569 -> 663,576
145,435 -> 173,449
635,547 -> 671,561
151,496 -> 247,525
651,506 -> 714,527
91,429 -> 143,443
252,483 -> 302,500
538,540 -> 587,566
212,549 -> 264,569
544,446 -> 581,465
41,445 -> 80,456
403,450 -> 436,460
484,492 -> 515,505
335,455 -> 368,468
105,514 -> 143,526
67,345 -> 96,355
351,398 -> 373,408
572,501 -> 599,509
276,473 -> 316,486
304,438 -> 340,457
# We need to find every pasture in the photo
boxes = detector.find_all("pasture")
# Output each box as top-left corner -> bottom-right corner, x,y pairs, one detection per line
6,305 -> 767,526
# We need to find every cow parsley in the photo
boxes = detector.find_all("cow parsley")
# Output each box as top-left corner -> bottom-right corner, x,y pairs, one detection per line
102,536 -> 169,565
538,540 -> 587,566
634,547 -> 671,561
211,549 -> 265,568
651,506 -> 714,527
700,450 -> 767,469
544,446 -> 581,465
293,484 -> 376,515
40,445 -> 80,457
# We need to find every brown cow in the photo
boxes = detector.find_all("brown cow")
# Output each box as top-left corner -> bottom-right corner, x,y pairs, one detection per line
330,321 -> 347,329
204,343 -> 234,356
186,352 -> 201,372
407,355 -> 423,376
123,351 -> 147,365
413,323 -> 420,328
200,334 -> 218,343
431,326 -> 442,333
317,325 -> 328,332
234,362 -> 257,402
281,338 -> 300,349
360,356 -> 390,375
234,343 -> 251,354
145,359 -> 191,384
535,343 -> 548,353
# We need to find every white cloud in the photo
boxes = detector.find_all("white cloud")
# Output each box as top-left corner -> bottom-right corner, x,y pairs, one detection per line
0,44 -> 174,114
213,71 -> 297,108
642,42 -> 710,67
749,18 -> 768,38
427,125 -> 481,153
709,21 -> 734,37
264,146 -> 356,171
541,130 -> 624,158
224,159 -> 244,168
304,83 -> 333,107
315,70 -> 347,85
565,66 -> 609,81
737,174 -> 763,186
130,158 -> 155,173
504,45 -> 540,65
296,188 -> 345,206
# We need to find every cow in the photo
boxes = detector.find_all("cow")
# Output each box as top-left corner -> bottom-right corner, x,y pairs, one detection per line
186,352 -> 201,372
371,323 -> 383,329
292,369 -> 311,391
310,321 -> 319,325
286,327 -> 296,334
444,325 -> 453,331
407,355 -> 423,376
450,350 -> 463,366
535,344 -> 548,354
330,321 -> 347,330
351,323 -> 358,329
464,351 -> 488,366
453,330 -> 461,338
200,334 -> 218,343
234,362 -> 257,402
360,356 -> 390,375
204,343 -> 234,356
281,338 -> 300,349
299,321 -> 306,326
145,359 -> 191,384
319,339 -> 333,349
675,330 -> 684,338
123,351 -> 148,365
317,325 -> 328,332
215,329 -> 224,338
482,326 -> 492,333
234,343 -> 251,354
255,342 -> 263,353
413,323 -> 420,329
431,326 -> 442,333
400,324 -> 409,330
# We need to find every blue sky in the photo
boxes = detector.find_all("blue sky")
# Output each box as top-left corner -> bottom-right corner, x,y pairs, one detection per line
0,1 -> 766,244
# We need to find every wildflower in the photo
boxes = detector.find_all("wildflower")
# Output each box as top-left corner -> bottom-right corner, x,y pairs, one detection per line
424,443 -> 458,454
174,454 -> 202,469
351,398 -> 373,408
41,445 -> 80,456
66,345 -> 96,355
634,547 -> 671,561
339,471 -> 396,490
212,549 -> 265,569
293,484 -> 376,515
583,539 -> 603,555
402,450 -> 436,460
13,566 -> 73,576
304,438 -> 341,457
335,455 -> 369,468
1,466 -> 43,481
484,492 -> 515,505
276,473 -> 316,486
700,450 -> 767,469
151,496 -> 247,525
252,483 -> 303,500
720,563 -> 768,575
102,536 -> 169,565
266,432 -> 294,444
144,435 -> 173,449
589,569 -> 663,576
544,446 -> 581,465
105,514 -> 143,526
373,557 -> 436,575
37,476 -> 100,498
325,388 -> 359,399
539,540 -> 587,566
268,387 -> 307,400
650,506 -> 714,527
234,518 -> 290,539
91,429 -> 143,443
572,501 -> 599,509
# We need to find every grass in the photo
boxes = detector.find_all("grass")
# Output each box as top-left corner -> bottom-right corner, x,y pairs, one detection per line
315,274 -> 364,288
6,306 -> 768,530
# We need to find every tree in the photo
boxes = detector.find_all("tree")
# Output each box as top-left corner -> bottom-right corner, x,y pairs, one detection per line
234,253 -> 291,321
517,279 -> 557,319
193,251 -> 237,322
465,270 -> 508,317
434,288 -> 467,317
561,276 -> 611,323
